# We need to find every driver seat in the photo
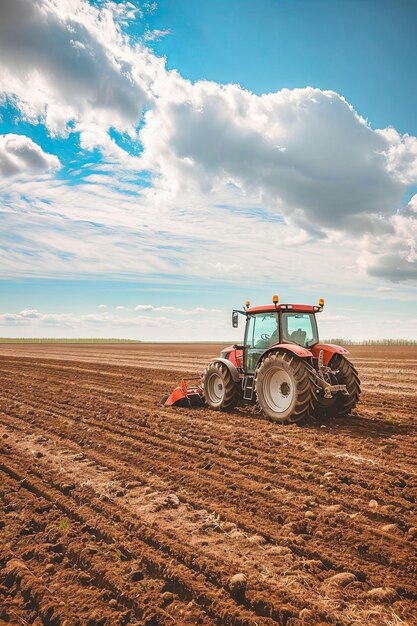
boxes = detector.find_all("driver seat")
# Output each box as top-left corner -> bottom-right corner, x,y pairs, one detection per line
290,329 -> 307,346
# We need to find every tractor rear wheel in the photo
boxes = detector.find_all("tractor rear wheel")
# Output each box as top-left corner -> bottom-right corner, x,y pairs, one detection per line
202,361 -> 239,411
313,354 -> 361,418
255,351 -> 315,424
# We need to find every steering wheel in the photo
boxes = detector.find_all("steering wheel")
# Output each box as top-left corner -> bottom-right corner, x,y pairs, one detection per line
261,333 -> 270,341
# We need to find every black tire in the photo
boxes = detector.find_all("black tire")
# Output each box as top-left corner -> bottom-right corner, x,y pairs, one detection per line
202,361 -> 239,411
312,354 -> 361,418
255,351 -> 315,424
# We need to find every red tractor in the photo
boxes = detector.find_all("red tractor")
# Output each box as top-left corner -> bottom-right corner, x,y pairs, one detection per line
200,295 -> 360,424
162,296 -> 361,424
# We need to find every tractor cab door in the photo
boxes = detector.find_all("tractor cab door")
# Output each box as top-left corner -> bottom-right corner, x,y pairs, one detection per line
245,313 -> 280,374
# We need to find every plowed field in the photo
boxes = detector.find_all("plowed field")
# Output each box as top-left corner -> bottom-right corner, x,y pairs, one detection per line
0,344 -> 416,626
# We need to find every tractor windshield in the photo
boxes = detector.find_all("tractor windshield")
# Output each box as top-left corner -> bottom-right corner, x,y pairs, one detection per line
282,312 -> 318,348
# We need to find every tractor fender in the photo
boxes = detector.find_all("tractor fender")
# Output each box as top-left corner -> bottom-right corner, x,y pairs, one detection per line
212,358 -> 240,383
311,343 -> 349,366
261,343 -> 314,362
254,343 -> 314,373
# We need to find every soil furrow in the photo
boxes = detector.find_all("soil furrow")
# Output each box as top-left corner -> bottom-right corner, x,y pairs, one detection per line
1,343 -> 416,626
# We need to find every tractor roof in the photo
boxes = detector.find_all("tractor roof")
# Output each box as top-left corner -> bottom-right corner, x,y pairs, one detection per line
246,304 -> 321,314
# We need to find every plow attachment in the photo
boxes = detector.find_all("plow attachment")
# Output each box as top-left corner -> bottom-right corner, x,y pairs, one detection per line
161,378 -> 205,408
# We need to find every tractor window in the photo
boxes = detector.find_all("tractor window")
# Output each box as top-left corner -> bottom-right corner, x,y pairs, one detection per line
246,315 -> 256,348
247,313 -> 279,349
282,313 -> 318,348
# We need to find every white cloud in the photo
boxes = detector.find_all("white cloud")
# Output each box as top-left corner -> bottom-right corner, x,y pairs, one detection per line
98,304 -> 107,308
142,28 -> 171,42
376,286 -> 394,292
0,134 -> 60,177
357,196 -> 417,281
0,167 -> 414,296
0,307 -> 231,341
377,128 -> 417,184
138,77 -> 417,283
0,0 -> 416,289
134,304 -> 222,314
0,308 -> 118,326
0,0 -> 159,150
140,81 -> 417,231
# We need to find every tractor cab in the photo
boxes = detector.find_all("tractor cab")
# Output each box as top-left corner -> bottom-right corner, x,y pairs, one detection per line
227,298 -> 323,375
244,307 -> 319,373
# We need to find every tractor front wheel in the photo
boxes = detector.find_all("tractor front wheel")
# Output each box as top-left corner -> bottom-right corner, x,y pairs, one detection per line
255,351 -> 315,424
202,361 -> 240,411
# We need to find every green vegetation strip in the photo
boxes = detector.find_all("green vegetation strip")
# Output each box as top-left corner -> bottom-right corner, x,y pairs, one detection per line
0,338 -> 141,344
324,338 -> 417,346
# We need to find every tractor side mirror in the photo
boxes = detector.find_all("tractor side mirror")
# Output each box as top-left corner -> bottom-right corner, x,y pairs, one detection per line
232,311 -> 238,328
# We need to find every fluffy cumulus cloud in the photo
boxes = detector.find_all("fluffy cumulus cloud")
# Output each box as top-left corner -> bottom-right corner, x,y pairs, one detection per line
377,128 -> 417,184
141,81 -> 415,232
0,0 -> 159,149
358,196 -> 417,281
0,133 -> 60,176
0,0 -> 417,286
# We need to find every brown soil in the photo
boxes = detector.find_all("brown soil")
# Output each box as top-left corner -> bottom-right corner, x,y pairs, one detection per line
0,343 -> 416,625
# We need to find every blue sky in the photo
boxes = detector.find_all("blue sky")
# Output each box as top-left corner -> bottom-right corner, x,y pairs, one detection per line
148,0 -> 417,135
0,0 -> 416,341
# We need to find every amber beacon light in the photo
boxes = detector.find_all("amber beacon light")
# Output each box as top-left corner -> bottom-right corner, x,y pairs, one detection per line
319,298 -> 325,307
272,294 -> 279,304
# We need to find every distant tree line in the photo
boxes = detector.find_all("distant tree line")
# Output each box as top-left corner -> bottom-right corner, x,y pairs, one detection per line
0,338 -> 141,344
324,338 -> 417,346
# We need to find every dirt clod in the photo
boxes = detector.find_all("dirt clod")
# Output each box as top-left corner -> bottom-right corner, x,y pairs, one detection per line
299,608 -> 314,621
381,523 -> 398,533
367,587 -> 397,602
163,493 -> 180,508
326,572 -> 357,587
61,483 -> 75,494
161,592 -> 175,605
229,573 -> 247,590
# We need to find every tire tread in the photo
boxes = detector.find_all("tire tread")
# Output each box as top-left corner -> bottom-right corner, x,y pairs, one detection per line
255,351 -> 315,424
202,361 -> 239,411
